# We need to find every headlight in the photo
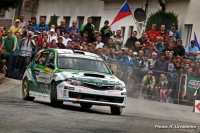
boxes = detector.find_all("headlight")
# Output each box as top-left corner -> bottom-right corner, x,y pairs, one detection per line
114,85 -> 125,91
66,79 -> 83,86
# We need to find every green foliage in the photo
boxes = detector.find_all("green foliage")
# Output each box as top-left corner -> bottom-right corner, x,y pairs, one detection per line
48,15 -> 58,28
0,0 -> 23,11
145,10 -> 178,31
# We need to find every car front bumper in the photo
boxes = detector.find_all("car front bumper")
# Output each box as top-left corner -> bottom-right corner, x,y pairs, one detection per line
56,83 -> 127,108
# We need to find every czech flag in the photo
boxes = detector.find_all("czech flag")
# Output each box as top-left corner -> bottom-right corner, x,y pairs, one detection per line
110,1 -> 132,30
194,32 -> 200,50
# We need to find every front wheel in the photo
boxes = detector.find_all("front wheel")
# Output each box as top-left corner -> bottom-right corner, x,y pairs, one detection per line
50,82 -> 63,107
80,103 -> 92,109
22,77 -> 35,101
110,106 -> 123,115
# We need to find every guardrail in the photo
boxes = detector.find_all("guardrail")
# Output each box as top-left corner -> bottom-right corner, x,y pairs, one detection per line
6,50 -> 36,79
120,67 -> 180,103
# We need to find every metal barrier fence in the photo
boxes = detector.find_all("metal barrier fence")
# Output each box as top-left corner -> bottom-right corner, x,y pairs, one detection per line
6,50 -> 36,79
110,65 -> 180,103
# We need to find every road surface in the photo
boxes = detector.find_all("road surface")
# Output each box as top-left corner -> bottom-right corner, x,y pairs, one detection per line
0,78 -> 199,133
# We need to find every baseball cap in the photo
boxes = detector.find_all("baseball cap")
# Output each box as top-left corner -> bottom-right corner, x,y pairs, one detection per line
28,19 -> 32,22
15,19 -> 20,23
88,43 -> 92,46
50,29 -> 55,32
133,52 -> 138,55
121,47 -> 125,50
171,23 -> 176,26
148,70 -> 153,74
191,40 -> 195,44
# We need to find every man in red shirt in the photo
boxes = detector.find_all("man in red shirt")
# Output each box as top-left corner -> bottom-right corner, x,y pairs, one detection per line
147,24 -> 158,43
157,25 -> 168,42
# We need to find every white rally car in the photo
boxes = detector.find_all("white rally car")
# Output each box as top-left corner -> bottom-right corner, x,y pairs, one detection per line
22,49 -> 126,115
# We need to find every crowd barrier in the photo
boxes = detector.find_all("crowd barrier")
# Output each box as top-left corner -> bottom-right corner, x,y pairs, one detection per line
6,50 -> 36,79
109,64 -> 180,103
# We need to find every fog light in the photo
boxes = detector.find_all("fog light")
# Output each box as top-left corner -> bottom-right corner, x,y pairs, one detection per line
121,92 -> 126,95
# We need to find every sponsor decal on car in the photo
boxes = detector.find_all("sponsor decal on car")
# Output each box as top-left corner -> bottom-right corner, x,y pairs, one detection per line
93,78 -> 102,83
76,86 -> 90,90
108,90 -> 119,93
43,67 -> 53,74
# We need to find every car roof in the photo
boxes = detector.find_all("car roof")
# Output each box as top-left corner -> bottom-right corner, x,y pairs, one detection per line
55,49 -> 100,58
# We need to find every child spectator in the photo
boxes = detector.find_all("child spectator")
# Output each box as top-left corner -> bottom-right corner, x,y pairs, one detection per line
49,39 -> 57,49
41,42 -> 48,50
158,74 -> 168,102
153,36 -> 165,54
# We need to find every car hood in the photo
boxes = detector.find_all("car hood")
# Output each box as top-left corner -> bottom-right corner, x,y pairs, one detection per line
55,69 -> 123,85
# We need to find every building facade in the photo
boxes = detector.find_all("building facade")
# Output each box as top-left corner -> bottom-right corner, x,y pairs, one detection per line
20,0 -> 198,47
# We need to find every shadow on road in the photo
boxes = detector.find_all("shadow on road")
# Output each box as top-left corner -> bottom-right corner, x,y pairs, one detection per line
33,101 -> 111,115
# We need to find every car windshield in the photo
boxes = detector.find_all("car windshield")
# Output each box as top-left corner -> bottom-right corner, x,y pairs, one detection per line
58,56 -> 111,74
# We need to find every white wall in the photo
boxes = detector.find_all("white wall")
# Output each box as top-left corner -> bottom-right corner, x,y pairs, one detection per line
36,0 -> 103,26
101,0 -> 161,43
166,0 -> 200,47
0,9 -> 15,19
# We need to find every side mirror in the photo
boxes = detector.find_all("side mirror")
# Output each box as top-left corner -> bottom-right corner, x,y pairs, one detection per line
49,63 -> 55,69
111,70 -> 114,74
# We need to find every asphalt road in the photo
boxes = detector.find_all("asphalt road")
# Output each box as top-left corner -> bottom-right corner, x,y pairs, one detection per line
0,78 -> 200,133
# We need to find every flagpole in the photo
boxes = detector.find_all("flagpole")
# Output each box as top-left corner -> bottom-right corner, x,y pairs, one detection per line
126,1 -> 141,36
131,14 -> 141,36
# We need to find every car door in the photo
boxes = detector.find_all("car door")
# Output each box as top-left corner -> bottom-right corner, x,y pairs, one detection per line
33,50 -> 50,94
38,51 -> 55,94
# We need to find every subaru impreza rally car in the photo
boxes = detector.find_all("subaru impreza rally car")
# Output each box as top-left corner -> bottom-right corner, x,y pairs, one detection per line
22,49 -> 126,115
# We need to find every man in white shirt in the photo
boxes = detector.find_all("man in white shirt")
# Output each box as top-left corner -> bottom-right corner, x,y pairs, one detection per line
95,36 -> 104,49
19,31 -> 35,74
48,29 -> 57,43
63,32 -> 72,46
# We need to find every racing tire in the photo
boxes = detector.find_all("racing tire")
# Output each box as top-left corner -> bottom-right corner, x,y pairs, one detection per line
50,82 -> 63,107
110,106 -> 122,115
80,103 -> 92,109
22,77 -> 35,101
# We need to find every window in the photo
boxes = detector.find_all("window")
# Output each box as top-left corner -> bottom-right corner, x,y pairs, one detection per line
77,16 -> 84,29
35,51 -> 50,66
64,16 -> 71,28
121,27 -> 125,38
40,16 -> 46,22
91,17 -> 101,30
184,24 -> 193,47
45,52 -> 55,67
128,26 -> 134,37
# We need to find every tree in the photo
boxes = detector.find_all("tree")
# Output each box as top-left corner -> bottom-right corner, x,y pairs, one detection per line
0,0 -> 23,11
48,15 -> 58,28
145,10 -> 178,32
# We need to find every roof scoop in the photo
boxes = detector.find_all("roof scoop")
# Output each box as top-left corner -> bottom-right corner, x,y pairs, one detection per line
84,73 -> 105,78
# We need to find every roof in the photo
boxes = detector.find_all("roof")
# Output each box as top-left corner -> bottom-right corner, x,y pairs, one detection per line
55,49 -> 100,58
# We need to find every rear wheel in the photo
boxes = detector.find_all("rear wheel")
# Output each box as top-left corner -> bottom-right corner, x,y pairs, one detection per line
22,77 -> 35,101
80,103 -> 92,109
50,82 -> 63,107
110,106 -> 123,115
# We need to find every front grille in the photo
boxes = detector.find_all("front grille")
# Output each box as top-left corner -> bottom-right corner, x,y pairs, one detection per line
69,92 -> 124,103
83,83 -> 114,91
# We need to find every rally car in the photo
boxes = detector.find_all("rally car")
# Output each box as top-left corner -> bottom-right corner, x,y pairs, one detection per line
22,49 -> 126,115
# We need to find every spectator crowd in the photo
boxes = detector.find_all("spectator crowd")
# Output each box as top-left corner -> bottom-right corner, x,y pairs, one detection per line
0,14 -> 199,102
